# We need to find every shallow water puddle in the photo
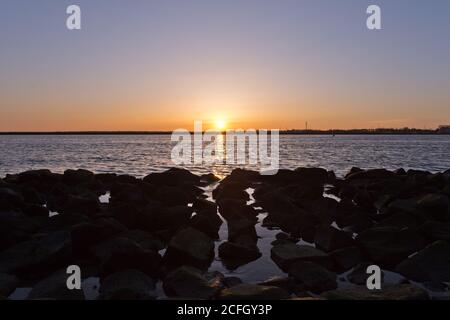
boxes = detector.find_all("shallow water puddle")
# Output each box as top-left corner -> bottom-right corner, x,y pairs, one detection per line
99,191 -> 111,204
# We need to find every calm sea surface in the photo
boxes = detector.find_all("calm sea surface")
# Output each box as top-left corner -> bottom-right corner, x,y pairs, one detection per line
1,134 -> 449,178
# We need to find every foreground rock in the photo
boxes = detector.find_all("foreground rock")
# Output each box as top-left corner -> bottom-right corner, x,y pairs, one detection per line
396,241 -> 450,282
321,284 -> 429,300
288,261 -> 337,294
99,269 -> 156,300
271,243 -> 330,271
28,270 -> 85,300
163,228 -> 215,271
163,266 -> 224,299
218,284 -> 290,300
0,273 -> 19,297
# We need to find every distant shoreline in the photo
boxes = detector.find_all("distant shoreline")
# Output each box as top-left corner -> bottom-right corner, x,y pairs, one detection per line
0,130 -> 447,135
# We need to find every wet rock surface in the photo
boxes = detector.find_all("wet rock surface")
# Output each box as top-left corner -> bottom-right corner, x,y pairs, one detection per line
0,167 -> 449,300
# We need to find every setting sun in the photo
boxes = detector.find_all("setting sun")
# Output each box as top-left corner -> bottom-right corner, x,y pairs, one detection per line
215,119 -> 227,131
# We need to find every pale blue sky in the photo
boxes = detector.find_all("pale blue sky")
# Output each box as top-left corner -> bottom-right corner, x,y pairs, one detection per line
1,0 -> 449,131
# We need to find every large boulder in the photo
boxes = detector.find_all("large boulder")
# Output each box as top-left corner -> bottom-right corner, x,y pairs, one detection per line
163,266 -> 224,299
218,284 -> 289,300
99,269 -> 156,300
28,269 -> 85,300
330,246 -> 363,273
0,273 -> 19,297
218,236 -> 262,270
271,243 -> 330,272
314,225 -> 355,252
63,169 -> 94,186
416,194 -> 449,221
163,228 -> 215,271
288,261 -> 337,294
143,168 -> 200,187
418,221 -> 450,242
321,284 -> 429,300
356,227 -> 427,266
0,231 -> 72,277
396,240 -> 450,282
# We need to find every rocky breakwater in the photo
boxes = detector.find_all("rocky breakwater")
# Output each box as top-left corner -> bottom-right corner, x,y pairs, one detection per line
0,166 -> 449,300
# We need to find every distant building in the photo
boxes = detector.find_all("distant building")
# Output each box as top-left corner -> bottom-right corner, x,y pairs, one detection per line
438,125 -> 450,134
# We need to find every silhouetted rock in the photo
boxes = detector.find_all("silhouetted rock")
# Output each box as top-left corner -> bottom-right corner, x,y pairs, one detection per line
416,193 -> 449,221
143,168 -> 200,187
330,246 -> 363,273
219,236 -> 261,270
0,273 -> 19,297
314,225 -> 355,252
0,231 -> 71,277
356,227 -> 426,266
321,284 -> 429,300
28,269 -> 85,300
218,284 -> 289,300
347,263 -> 384,285
396,240 -> 450,282
346,169 -> 395,180
99,246 -> 161,279
227,218 -> 257,242
163,266 -> 224,299
99,269 -> 156,300
418,221 -> 450,242
163,227 -> 214,271
288,261 -> 337,294
271,243 -> 330,272
63,169 -> 94,186
190,210 -> 222,240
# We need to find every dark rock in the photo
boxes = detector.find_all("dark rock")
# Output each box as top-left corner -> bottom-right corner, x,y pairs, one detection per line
143,168 -> 200,187
346,169 -> 395,180
213,181 -> 249,202
99,269 -> 156,300
71,219 -> 126,258
163,266 -> 224,299
99,246 -> 162,279
63,193 -> 100,216
91,236 -> 143,262
218,284 -> 290,300
347,263 -> 384,285
163,228 -> 214,271
28,270 -> 85,300
356,227 -> 427,266
63,169 -> 94,185
154,185 -> 190,206
330,246 -> 363,272
23,204 -> 49,217
110,183 -> 146,205
0,231 -> 72,277
227,218 -> 257,242
258,276 -> 293,292
199,173 -> 220,185
0,187 -> 24,209
416,194 -> 449,221
0,210 -> 42,250
119,229 -> 165,251
288,261 -> 337,294
193,198 -> 217,213
321,284 -> 429,300
377,212 -> 419,229
217,198 -> 257,222
190,210 -> 222,240
0,273 -> 19,297
396,240 -> 450,282
218,236 -> 262,270
271,243 -> 330,272
418,221 -> 450,242
314,225 -> 355,252
295,167 -> 328,184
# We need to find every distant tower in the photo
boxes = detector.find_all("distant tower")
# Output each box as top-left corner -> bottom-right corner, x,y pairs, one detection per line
305,122 -> 308,131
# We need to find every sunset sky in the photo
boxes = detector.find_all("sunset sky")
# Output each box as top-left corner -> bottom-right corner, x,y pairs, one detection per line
1,0 -> 450,131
